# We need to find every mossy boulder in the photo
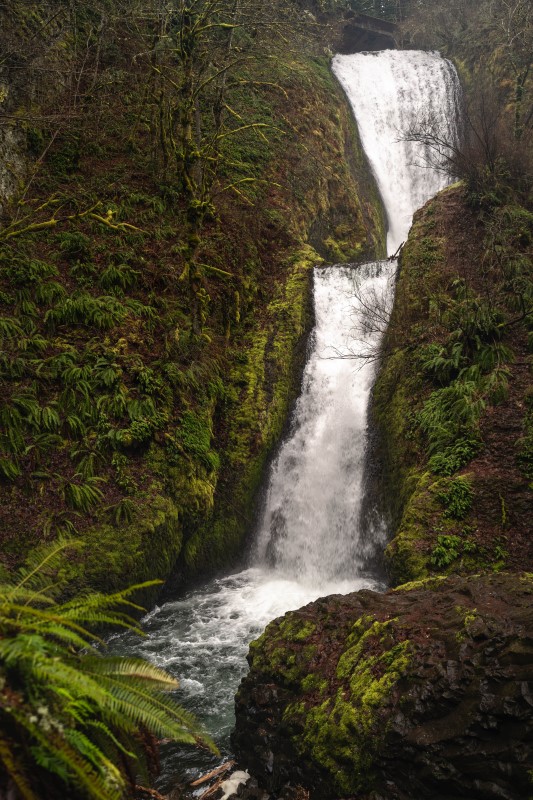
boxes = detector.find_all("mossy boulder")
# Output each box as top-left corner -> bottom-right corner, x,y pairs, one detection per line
233,573 -> 533,799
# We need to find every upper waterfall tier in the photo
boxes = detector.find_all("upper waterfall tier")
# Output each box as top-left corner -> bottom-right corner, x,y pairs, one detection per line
333,50 -> 461,255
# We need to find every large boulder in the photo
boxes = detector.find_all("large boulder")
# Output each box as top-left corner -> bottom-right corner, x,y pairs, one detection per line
232,573 -> 533,800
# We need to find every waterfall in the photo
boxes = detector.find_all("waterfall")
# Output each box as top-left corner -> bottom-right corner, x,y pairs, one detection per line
334,50 -> 461,254
255,50 -> 460,586
110,50 -> 461,789
254,261 -> 395,584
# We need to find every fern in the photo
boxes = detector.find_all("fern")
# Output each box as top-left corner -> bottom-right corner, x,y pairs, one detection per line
125,298 -> 157,320
17,333 -> 50,353
93,357 -> 122,388
420,341 -> 466,384
437,476 -> 474,519
418,380 -> 485,453
7,257 -> 58,285
58,231 -> 92,263
32,432 -> 63,454
0,543 -> 215,800
96,386 -> 129,418
70,445 -> 101,479
63,475 -> 105,512
41,404 -> 61,432
0,353 -> 28,379
100,264 -> 139,291
0,316 -> 24,341
64,413 -> 86,436
45,294 -> 126,331
0,457 -> 22,481
34,280 -> 67,306
106,497 -> 137,525
42,514 -> 79,539
15,293 -> 39,318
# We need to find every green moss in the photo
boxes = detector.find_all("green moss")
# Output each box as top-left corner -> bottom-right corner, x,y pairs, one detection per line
384,471 -> 440,584
289,616 -> 411,796
183,246 -> 317,573
247,605 -> 416,795
179,410 -> 220,472
279,617 -> 316,642
393,575 -> 448,592
77,494 -> 182,604
301,673 -> 327,694
455,604 -> 478,642
247,615 -> 319,691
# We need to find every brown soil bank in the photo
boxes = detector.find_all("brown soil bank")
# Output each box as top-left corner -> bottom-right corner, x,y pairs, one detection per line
372,185 -> 533,586
233,572 -> 533,800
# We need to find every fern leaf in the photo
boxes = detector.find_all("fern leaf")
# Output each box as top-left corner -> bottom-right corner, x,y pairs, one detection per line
0,733 -> 39,800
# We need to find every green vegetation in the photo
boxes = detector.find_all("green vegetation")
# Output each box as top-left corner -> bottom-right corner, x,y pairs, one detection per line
247,610 -> 411,797
371,0 -> 532,586
299,622 -> 410,795
373,190 -> 532,584
371,0 -> 532,581
0,542 -> 214,800
2,0 -> 529,793
437,476 -> 474,519
0,1 -> 384,597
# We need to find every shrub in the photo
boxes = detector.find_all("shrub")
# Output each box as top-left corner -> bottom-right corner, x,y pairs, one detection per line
430,534 -> 462,568
58,231 -> 92,263
428,438 -> 480,476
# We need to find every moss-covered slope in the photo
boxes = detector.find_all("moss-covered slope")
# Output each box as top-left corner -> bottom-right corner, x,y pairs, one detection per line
372,185 -> 532,585
0,4 -> 385,597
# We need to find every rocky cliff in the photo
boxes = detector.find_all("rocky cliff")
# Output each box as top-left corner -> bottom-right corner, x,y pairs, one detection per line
371,186 -> 532,586
232,181 -> 533,800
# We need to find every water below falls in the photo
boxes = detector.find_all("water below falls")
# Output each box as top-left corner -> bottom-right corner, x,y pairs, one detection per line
110,49 -> 461,792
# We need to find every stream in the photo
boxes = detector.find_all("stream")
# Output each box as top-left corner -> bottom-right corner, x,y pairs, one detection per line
110,49 -> 461,793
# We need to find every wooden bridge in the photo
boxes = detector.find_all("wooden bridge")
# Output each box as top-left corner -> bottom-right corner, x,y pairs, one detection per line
337,12 -> 398,53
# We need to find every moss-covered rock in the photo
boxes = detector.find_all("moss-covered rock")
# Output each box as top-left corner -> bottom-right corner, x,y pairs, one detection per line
79,494 -> 182,603
233,573 -> 533,799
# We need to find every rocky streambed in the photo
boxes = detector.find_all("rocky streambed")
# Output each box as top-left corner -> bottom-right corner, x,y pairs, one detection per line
232,573 -> 533,800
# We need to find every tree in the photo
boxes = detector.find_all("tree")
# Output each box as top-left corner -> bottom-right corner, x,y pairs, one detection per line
130,0 -> 319,336
492,0 -> 533,140
0,541 -> 215,800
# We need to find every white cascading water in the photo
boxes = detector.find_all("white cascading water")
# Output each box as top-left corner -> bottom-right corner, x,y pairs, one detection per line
333,50 -> 461,255
110,50 -> 461,789
254,261 -> 395,583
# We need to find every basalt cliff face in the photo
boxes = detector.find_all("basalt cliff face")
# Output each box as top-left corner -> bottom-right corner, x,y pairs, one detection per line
372,186 -> 533,586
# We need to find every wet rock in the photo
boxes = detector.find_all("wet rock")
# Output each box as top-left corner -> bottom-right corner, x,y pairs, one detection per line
232,574 -> 533,799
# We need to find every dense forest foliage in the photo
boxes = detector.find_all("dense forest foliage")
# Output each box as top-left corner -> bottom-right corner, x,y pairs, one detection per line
0,0 -> 383,595
0,0 -> 531,798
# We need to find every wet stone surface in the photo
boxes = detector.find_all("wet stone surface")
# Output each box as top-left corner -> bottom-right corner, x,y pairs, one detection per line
232,573 -> 533,800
